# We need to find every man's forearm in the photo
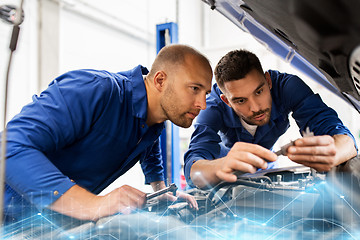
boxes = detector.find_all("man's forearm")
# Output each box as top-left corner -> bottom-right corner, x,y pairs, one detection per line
50,183 -> 147,221
190,159 -> 223,189
334,134 -> 357,165
150,181 -> 167,191
49,185 -> 100,220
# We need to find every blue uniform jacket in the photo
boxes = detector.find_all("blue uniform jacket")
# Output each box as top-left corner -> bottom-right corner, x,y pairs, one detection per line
2,65 -> 165,217
184,70 -> 356,186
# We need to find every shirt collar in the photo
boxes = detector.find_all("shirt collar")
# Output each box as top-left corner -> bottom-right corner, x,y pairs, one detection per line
129,65 -> 165,133
130,65 -> 149,120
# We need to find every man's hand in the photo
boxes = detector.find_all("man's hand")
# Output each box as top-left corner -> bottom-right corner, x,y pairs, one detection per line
50,184 -> 146,221
190,142 -> 277,188
215,142 -> 277,182
287,134 -> 357,172
150,181 -> 198,210
99,185 -> 147,215
156,191 -> 199,210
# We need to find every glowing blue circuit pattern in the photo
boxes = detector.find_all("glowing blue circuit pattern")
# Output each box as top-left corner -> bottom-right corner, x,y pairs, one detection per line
2,165 -> 360,240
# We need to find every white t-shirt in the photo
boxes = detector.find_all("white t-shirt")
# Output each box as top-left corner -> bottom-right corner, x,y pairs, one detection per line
240,117 -> 258,137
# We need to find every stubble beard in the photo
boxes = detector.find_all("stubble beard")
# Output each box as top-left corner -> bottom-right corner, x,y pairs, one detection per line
160,87 -> 193,128
243,108 -> 271,126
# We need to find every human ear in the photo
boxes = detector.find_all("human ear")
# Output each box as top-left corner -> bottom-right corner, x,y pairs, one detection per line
220,94 -> 231,107
153,71 -> 167,91
265,72 -> 272,89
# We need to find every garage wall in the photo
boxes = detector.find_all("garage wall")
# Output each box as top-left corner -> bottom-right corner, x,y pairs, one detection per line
0,0 -> 38,126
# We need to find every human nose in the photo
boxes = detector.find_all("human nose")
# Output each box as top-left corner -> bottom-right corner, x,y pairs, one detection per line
249,99 -> 260,112
196,93 -> 207,110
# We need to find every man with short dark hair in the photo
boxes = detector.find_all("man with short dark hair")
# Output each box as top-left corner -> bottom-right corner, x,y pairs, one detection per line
2,44 -> 213,221
184,49 -> 357,188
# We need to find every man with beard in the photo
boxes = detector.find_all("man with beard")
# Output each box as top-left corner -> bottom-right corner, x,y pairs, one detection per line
2,44 -> 212,222
184,49 -> 357,188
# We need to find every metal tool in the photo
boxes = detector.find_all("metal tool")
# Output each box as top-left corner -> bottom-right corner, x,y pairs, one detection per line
274,140 -> 295,156
146,183 -> 178,201
275,127 -> 314,156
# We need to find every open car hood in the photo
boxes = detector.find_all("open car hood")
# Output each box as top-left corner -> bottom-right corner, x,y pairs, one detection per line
202,0 -> 360,113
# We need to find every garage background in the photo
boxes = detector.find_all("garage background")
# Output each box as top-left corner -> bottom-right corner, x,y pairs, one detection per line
1,0 -> 359,193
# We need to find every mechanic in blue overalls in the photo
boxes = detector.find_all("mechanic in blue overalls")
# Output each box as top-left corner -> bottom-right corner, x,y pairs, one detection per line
184,49 -> 357,188
2,44 -> 212,222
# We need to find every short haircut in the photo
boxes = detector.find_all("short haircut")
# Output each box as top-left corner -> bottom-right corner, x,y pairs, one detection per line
148,44 -> 211,78
214,49 -> 264,90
